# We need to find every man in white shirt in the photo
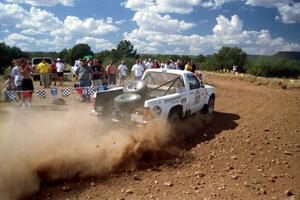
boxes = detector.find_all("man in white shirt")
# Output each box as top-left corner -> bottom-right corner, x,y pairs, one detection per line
56,58 -> 65,86
118,60 -> 128,84
131,59 -> 144,80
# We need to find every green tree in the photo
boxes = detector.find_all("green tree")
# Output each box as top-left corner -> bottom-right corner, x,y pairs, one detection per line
95,50 -> 110,64
116,40 -> 137,58
70,43 -> 94,64
181,55 -> 191,65
58,48 -> 70,63
0,43 -> 27,74
10,46 -> 27,60
0,43 -> 11,73
108,48 -> 123,63
195,54 -> 205,63
214,47 -> 247,71
170,54 -> 180,62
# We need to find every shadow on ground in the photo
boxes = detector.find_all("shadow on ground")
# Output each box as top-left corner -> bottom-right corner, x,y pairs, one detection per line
136,111 -> 240,169
176,111 -> 240,150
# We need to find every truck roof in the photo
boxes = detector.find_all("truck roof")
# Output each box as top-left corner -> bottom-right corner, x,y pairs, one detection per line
145,68 -> 194,76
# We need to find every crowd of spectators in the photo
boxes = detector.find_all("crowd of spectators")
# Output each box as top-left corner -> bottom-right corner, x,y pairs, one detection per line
2,57 -> 200,104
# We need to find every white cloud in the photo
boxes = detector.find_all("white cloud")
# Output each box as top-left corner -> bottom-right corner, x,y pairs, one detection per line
4,33 -> 37,50
115,20 -> 126,25
106,17 -> 113,24
244,0 -> 291,7
51,16 -> 118,38
133,11 -> 195,34
4,0 -> 74,7
153,0 -> 201,14
123,0 -> 200,14
124,0 -> 300,24
201,0 -> 235,9
276,3 -> 300,23
1,29 -> 10,33
124,14 -> 300,55
0,2 -> 119,51
16,7 -> 63,32
76,37 -> 114,51
0,2 -> 28,24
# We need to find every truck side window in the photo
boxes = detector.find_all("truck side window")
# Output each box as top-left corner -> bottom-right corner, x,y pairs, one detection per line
187,74 -> 200,90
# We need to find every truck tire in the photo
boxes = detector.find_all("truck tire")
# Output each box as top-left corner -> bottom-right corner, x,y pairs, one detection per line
123,80 -> 147,96
201,97 -> 215,123
114,93 -> 142,108
168,109 -> 182,132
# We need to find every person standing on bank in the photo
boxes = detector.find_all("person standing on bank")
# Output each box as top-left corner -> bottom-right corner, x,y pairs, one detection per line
37,59 -> 51,88
184,61 -> 193,72
191,60 -> 197,73
56,58 -> 65,86
19,58 -> 34,107
118,60 -> 127,85
131,59 -> 144,80
106,60 -> 117,85
51,61 -> 57,86
11,59 -> 23,104
91,59 -> 103,88
75,58 -> 93,101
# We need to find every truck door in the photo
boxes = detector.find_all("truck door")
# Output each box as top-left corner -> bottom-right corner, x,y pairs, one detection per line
186,74 -> 205,113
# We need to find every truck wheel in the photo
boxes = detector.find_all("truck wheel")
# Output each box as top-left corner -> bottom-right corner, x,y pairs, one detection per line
114,93 -> 142,108
201,97 -> 215,123
123,80 -> 147,96
168,109 -> 182,132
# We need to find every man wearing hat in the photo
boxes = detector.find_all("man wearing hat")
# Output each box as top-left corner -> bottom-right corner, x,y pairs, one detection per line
56,58 -> 65,86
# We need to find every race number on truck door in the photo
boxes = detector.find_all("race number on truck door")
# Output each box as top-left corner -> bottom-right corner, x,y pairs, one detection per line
187,74 -> 203,113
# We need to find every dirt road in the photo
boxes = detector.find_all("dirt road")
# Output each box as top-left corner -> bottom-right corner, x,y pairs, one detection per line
4,75 -> 300,200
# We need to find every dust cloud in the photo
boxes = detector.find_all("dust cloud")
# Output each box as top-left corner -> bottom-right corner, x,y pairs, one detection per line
0,106 -> 171,200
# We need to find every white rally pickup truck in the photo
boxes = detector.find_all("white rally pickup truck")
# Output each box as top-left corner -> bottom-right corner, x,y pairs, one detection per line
92,69 -> 215,126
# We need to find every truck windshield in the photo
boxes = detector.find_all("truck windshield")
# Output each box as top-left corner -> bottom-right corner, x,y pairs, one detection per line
143,72 -> 184,89
32,58 -> 52,65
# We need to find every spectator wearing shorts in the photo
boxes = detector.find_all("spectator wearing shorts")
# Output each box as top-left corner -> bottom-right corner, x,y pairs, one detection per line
118,60 -> 127,85
56,58 -> 65,86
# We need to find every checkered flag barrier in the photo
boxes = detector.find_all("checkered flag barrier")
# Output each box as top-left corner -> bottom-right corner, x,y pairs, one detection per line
36,90 -> 46,99
7,91 -> 16,101
87,87 -> 96,95
61,88 -> 71,97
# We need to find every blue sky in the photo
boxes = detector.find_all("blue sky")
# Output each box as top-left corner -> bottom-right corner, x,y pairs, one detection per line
0,0 -> 300,55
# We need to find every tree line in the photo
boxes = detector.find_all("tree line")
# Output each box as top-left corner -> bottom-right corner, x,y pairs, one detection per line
1,41 -> 299,78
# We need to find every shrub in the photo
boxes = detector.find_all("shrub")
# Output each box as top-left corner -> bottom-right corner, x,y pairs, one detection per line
247,56 -> 300,78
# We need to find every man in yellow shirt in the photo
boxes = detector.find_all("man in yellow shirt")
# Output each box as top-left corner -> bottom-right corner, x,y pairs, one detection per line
184,61 -> 193,72
37,59 -> 51,88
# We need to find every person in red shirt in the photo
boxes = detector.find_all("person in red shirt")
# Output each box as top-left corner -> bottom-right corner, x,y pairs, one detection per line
51,62 -> 57,86
106,59 -> 117,85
